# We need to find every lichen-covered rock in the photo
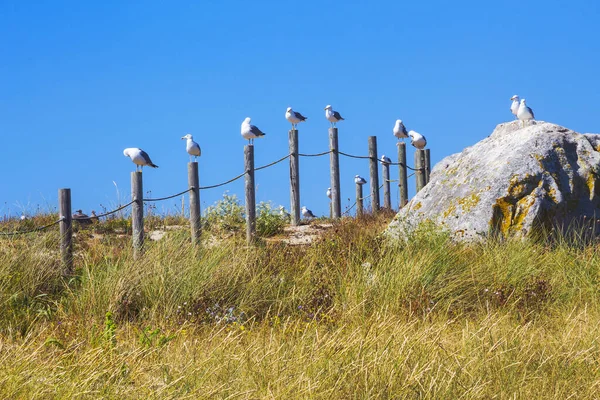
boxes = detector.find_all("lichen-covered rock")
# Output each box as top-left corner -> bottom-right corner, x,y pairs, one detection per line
388,121 -> 600,240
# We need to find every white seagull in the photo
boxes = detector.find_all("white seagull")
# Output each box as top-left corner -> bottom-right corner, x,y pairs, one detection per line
517,99 -> 535,127
285,107 -> 307,129
301,206 -> 316,219
380,155 -> 391,164
123,148 -> 159,171
393,119 -> 409,140
354,175 -> 367,185
181,134 -> 201,162
241,117 -> 266,144
408,131 -> 427,149
324,105 -> 344,127
326,187 -> 332,199
510,95 -> 520,119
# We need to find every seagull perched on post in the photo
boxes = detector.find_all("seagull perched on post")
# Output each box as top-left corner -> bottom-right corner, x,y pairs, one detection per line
393,120 -> 409,140
324,105 -> 344,127
517,99 -> 535,127
241,117 -> 266,144
123,148 -> 159,171
408,131 -> 427,149
510,95 -> 520,119
285,107 -> 307,129
301,206 -> 316,219
380,155 -> 391,164
326,187 -> 332,199
354,175 -> 367,185
181,134 -> 201,162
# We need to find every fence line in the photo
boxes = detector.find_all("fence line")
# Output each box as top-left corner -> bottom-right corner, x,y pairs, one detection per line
0,217 -> 64,236
299,150 -> 332,157
143,187 -> 194,202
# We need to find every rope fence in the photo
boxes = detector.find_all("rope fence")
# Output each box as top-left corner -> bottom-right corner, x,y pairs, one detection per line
0,217 -> 64,236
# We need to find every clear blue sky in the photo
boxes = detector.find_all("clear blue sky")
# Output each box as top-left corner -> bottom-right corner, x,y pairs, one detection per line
1,0 -> 599,218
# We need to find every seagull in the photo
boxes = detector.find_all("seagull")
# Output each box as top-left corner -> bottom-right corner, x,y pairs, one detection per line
380,155 -> 391,165
517,99 -> 535,127
324,105 -> 344,127
354,175 -> 367,185
90,210 -> 99,223
326,187 -> 332,199
510,95 -> 520,119
123,148 -> 159,171
278,205 -> 290,219
408,131 -> 427,149
20,214 -> 26,221
393,120 -> 409,140
301,206 -> 316,219
181,134 -> 201,162
72,209 -> 92,226
241,117 -> 266,144
285,107 -> 307,129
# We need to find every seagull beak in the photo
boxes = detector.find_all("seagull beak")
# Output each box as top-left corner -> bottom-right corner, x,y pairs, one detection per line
323,107 -> 327,110
181,136 -> 186,140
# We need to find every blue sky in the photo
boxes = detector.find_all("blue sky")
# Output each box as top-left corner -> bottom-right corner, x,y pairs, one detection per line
1,0 -> 599,218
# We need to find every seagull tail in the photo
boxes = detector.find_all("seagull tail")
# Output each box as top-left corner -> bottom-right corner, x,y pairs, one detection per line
149,163 -> 159,168
257,132 -> 266,137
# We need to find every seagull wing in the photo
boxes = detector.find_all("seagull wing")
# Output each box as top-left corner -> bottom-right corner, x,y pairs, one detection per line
250,125 -> 266,136
293,111 -> 307,121
528,107 -> 535,119
333,111 -> 344,121
140,150 -> 159,168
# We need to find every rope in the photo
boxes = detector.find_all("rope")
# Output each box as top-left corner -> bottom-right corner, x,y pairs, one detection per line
384,161 -> 422,171
88,200 -> 136,219
338,151 -> 372,160
143,187 -> 193,202
200,172 -> 246,190
298,150 -> 332,157
254,153 -> 291,171
0,217 -> 63,236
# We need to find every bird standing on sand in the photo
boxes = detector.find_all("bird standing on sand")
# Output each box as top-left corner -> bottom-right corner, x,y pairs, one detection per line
354,175 -> 367,185
123,148 -> 159,171
301,206 -> 316,219
324,105 -> 344,127
393,120 -> 408,140
181,134 -> 201,162
408,131 -> 427,149
285,107 -> 307,129
517,99 -> 535,127
241,117 -> 266,144
510,95 -> 520,119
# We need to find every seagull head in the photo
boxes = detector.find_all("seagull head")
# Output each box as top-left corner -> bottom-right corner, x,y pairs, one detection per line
408,130 -> 416,139
520,99 -> 526,105
243,117 -> 251,124
123,148 -> 132,157
324,105 -> 332,110
510,95 -> 519,101
395,119 -> 402,125
286,107 -> 292,112
181,134 -> 193,140
355,174 -> 361,178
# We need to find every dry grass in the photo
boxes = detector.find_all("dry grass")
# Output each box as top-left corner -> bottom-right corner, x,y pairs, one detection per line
1,211 -> 600,398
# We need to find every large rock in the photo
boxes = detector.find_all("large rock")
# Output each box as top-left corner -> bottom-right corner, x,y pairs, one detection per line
388,121 -> 600,240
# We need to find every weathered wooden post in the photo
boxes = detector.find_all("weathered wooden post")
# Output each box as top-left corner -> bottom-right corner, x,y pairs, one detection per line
415,149 -> 426,193
329,128 -> 341,218
289,129 -> 300,226
381,158 -> 391,209
424,149 -> 431,184
356,182 -> 364,218
188,162 -> 201,245
131,171 -> 144,258
397,142 -> 409,207
368,136 -> 380,212
245,145 -> 256,244
58,188 -> 73,276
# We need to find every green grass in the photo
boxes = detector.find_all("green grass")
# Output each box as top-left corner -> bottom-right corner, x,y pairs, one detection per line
1,212 -> 600,398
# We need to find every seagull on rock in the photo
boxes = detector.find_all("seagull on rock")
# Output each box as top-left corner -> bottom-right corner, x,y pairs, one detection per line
181,134 -> 201,162
393,120 -> 409,140
517,99 -> 535,127
354,175 -> 367,185
408,131 -> 427,149
380,155 -> 391,164
123,148 -> 159,171
301,206 -> 316,219
241,117 -> 266,144
510,95 -> 520,119
326,187 -> 332,199
285,107 -> 307,129
324,105 -> 344,127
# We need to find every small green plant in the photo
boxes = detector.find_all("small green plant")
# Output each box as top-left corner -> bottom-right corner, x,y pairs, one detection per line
256,202 -> 288,237
138,326 -> 175,348
103,311 -> 117,347
203,193 -> 245,232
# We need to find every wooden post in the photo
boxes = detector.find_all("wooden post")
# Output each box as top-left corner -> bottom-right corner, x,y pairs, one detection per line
368,136 -> 380,212
131,171 -> 144,259
329,202 -> 333,219
289,129 -> 300,226
356,183 -> 364,218
245,145 -> 256,244
397,142 -> 408,207
424,149 -> 431,184
188,162 -> 201,245
415,149 -> 426,193
382,159 -> 391,209
58,188 -> 73,276
329,128 -> 341,218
